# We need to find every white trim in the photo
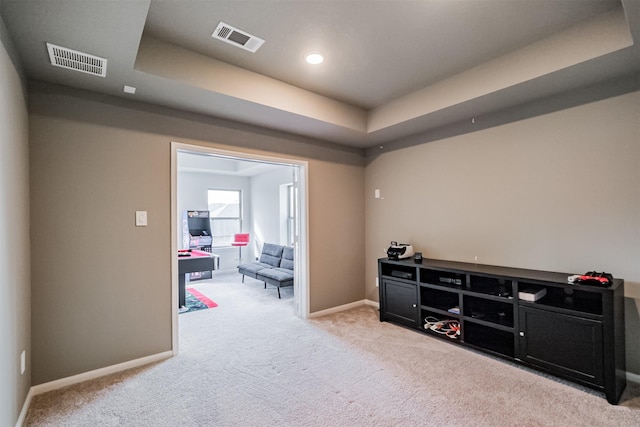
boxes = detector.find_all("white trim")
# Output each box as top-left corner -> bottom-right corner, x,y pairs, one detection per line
308,299 -> 378,318
29,351 -> 173,397
170,143 -> 179,355
364,299 -> 380,309
175,144 -> 309,169
294,164 -> 310,319
627,371 -> 640,384
171,143 -> 311,343
15,387 -> 35,427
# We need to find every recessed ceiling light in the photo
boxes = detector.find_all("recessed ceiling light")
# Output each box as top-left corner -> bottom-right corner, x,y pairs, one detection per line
305,52 -> 324,65
123,85 -> 136,94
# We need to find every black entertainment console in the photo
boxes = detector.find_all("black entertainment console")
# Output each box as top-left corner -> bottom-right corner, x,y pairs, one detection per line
378,257 -> 626,404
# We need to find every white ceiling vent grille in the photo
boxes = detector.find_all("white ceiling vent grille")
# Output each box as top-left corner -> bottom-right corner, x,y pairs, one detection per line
212,22 -> 265,53
46,43 -> 107,77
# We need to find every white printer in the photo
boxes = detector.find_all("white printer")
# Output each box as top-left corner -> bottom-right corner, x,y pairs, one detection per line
387,242 -> 415,260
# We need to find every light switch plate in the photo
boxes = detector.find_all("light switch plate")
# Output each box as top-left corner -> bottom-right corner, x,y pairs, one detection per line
135,211 -> 148,227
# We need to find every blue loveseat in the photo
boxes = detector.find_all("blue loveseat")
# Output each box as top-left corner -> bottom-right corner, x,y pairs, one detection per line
238,243 -> 293,298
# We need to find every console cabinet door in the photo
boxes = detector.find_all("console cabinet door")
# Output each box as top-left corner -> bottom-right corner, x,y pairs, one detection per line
381,279 -> 418,326
519,306 -> 603,386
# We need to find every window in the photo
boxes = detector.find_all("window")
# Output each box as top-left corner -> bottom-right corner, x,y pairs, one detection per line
208,189 -> 241,247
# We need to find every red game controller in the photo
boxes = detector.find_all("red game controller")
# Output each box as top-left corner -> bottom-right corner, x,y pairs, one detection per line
573,271 -> 613,286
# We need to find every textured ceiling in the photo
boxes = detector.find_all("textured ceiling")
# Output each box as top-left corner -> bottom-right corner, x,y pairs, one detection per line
1,0 -> 638,149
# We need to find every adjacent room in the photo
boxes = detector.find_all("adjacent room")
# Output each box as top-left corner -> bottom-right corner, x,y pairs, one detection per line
1,1 -> 639,426
176,150 -> 300,314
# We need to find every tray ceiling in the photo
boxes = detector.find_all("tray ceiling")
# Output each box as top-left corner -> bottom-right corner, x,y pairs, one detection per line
1,0 -> 638,149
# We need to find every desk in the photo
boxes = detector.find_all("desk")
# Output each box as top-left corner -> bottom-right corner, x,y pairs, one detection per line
178,250 -> 217,308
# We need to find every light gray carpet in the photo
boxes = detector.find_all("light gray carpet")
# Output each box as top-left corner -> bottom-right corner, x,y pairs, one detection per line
25,270 -> 640,426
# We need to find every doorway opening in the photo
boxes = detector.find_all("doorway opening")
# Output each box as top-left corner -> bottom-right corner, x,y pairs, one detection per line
170,142 -> 309,354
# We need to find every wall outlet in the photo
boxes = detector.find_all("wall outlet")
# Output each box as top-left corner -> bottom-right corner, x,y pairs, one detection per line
20,350 -> 25,375
376,277 -> 379,288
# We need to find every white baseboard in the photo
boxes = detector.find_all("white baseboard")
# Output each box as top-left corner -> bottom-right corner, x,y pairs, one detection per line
364,299 -> 380,309
627,371 -> 640,384
15,387 -> 35,427
31,350 -> 173,395
16,351 -> 173,427
308,299 -> 379,318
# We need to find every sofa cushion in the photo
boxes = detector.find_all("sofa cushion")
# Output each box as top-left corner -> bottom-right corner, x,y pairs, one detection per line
259,243 -> 284,267
279,247 -> 294,271
238,262 -> 271,276
257,268 -> 294,285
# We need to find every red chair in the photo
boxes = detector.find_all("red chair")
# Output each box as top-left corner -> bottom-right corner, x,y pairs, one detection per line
231,233 -> 250,262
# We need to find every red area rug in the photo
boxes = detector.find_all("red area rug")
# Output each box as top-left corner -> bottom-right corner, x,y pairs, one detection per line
182,287 -> 218,313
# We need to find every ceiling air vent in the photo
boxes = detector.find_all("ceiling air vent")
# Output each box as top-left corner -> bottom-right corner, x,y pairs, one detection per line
212,22 -> 264,53
46,43 -> 107,77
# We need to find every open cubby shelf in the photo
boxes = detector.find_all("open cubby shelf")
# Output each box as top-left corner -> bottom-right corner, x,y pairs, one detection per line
421,306 -> 460,319
464,321 -> 515,358
379,257 -> 626,405
420,268 -> 466,289
420,287 -> 459,313
421,308 -> 461,340
469,275 -> 513,298
463,295 -> 514,328
381,263 -> 417,282
518,281 -> 603,316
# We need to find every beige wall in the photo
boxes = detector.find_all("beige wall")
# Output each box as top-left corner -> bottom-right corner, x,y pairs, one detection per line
30,116 -> 172,384
308,159 -> 365,311
0,17 -> 31,426
28,83 -> 366,384
365,91 -> 640,374
18,61 -> 640,395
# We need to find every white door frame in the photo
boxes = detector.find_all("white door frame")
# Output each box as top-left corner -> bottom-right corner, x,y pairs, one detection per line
170,142 -> 310,355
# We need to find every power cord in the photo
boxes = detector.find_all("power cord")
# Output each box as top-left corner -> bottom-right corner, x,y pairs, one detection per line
424,316 -> 460,339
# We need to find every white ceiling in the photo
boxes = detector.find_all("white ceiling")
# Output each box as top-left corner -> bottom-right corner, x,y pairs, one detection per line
1,0 -> 638,149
